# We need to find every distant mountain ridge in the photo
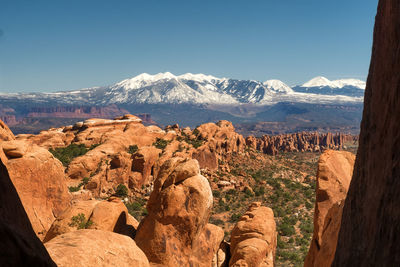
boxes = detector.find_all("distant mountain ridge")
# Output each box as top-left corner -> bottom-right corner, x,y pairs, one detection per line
0,72 -> 365,105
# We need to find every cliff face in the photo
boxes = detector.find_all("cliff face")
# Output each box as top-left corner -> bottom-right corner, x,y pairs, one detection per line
0,158 -> 56,266
333,0 -> 400,265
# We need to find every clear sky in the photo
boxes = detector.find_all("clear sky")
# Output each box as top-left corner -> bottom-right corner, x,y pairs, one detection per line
0,0 -> 378,92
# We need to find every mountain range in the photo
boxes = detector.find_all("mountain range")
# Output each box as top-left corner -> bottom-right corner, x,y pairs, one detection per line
0,73 -> 365,135
0,72 -> 365,105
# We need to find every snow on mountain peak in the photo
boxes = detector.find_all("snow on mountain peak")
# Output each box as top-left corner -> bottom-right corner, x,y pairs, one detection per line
302,76 -> 331,87
302,76 -> 366,89
178,73 -> 223,83
332,79 -> 366,89
263,79 -> 294,94
114,72 -> 178,90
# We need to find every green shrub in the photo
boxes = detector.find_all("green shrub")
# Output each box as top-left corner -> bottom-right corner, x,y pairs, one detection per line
153,138 -> 170,150
115,184 -> 128,197
68,186 -> 80,192
68,213 -> 93,229
126,200 -> 147,220
210,217 -> 224,226
49,143 -> 98,167
230,213 -> 241,223
128,145 -> 138,154
212,190 -> 221,198
279,221 -> 296,236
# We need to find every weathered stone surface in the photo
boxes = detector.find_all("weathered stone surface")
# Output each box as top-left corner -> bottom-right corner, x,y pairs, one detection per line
0,119 -> 15,141
0,140 -> 71,240
304,150 -> 355,267
193,121 -> 246,170
0,157 -> 56,266
333,1 -> 400,265
230,202 -> 277,267
44,198 -> 137,242
45,229 -> 149,267
191,223 -> 225,267
131,146 -> 161,186
135,157 -> 214,267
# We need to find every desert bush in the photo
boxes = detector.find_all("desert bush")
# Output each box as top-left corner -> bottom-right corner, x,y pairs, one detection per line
128,145 -> 138,154
115,184 -> 128,197
68,213 -> 93,229
153,138 -> 170,150
50,143 -> 94,166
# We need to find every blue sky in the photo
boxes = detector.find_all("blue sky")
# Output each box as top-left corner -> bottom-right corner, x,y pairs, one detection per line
0,0 -> 378,92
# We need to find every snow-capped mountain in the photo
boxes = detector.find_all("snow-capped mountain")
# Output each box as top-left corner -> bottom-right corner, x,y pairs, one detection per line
301,76 -> 366,89
0,73 -> 365,105
292,76 -> 366,97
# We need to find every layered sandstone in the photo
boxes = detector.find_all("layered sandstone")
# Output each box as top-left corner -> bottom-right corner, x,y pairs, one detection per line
45,229 -> 149,267
304,150 -> 355,267
229,202 -> 277,267
135,157 -> 216,266
0,140 -> 71,240
0,158 -> 56,266
333,1 -> 400,265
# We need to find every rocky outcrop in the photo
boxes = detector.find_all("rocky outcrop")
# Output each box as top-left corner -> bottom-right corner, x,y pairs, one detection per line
192,223 -> 226,267
0,157 -> 56,266
64,115 -> 165,197
45,229 -> 149,267
44,197 -> 137,242
193,120 -> 246,170
229,202 -> 277,267
246,132 -> 356,155
333,0 -> 400,265
0,140 -> 71,240
0,119 -> 15,141
131,146 -> 162,187
304,150 -> 355,267
135,157 -> 214,266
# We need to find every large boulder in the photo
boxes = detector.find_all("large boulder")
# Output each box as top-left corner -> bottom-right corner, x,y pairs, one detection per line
0,140 -> 71,240
333,0 -> 400,265
45,229 -> 149,267
0,157 -> 56,266
44,197 -> 137,242
135,157 -> 214,267
304,150 -> 355,267
229,202 -> 277,267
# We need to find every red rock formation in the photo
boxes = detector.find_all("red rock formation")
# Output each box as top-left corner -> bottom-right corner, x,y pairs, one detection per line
192,120 -> 246,170
229,202 -> 277,267
0,119 -> 15,141
0,140 -> 71,240
333,0 -> 400,265
135,157 -> 215,267
45,229 -> 149,267
0,157 -> 56,266
304,150 -> 355,267
44,197 -> 138,242
246,132 -> 356,155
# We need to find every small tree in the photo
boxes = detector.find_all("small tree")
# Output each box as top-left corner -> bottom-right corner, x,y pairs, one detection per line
115,184 -> 128,197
